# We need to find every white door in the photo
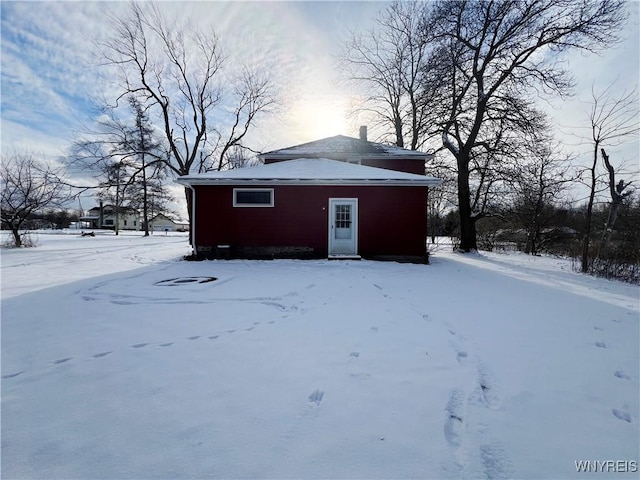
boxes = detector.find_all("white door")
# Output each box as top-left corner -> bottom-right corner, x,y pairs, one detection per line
329,199 -> 358,256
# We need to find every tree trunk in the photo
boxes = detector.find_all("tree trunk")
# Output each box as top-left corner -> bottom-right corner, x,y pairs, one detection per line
142,153 -> 149,237
114,164 -> 120,236
524,228 -> 534,255
527,190 -> 545,256
598,149 -> 628,260
184,186 -> 193,246
580,142 -> 599,273
530,229 -> 539,256
394,116 -> 404,148
11,226 -> 22,247
457,153 -> 477,251
598,201 -> 620,259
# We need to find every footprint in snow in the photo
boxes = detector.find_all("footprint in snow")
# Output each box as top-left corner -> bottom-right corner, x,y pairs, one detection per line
595,341 -> 607,348
422,314 -> 431,322
480,443 -> 514,479
593,326 -> 603,331
130,343 -> 150,349
444,387 -> 465,448
308,389 -> 325,405
188,336 -> 200,340
614,371 -> 631,380
612,408 -> 632,423
159,342 -> 174,347
92,351 -> 112,358
52,357 -> 73,365
478,362 -> 501,409
2,371 -> 24,379
245,326 -> 255,331
370,326 -> 378,332
208,336 -> 219,340
456,351 -> 468,364
349,352 -> 360,358
227,330 -> 236,334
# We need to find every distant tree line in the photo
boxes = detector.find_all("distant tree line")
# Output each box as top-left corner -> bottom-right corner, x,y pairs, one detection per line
1,208 -> 80,232
430,197 -> 640,284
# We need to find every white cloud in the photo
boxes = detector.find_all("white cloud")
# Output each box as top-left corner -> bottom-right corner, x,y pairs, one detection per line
1,118 -> 71,157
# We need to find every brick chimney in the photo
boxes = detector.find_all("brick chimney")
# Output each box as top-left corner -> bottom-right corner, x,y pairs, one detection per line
359,125 -> 367,141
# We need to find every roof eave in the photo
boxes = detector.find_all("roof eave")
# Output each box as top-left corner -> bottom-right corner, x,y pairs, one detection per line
176,178 -> 442,187
259,152 -> 432,161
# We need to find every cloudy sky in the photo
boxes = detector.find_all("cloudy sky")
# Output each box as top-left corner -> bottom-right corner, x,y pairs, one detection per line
1,1 -> 385,157
1,1 -> 638,177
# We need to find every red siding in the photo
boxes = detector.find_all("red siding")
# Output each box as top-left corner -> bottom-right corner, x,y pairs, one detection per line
360,158 -> 425,175
194,184 -> 428,259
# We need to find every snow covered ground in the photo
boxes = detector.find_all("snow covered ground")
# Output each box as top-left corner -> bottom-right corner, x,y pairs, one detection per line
2,232 -> 638,479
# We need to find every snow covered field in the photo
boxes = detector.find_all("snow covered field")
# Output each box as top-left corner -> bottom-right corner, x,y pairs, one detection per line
2,232 -> 638,479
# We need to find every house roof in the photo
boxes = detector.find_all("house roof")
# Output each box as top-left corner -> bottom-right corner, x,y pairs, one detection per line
176,158 -> 441,187
149,213 -> 188,224
260,135 -> 430,160
87,205 -> 139,214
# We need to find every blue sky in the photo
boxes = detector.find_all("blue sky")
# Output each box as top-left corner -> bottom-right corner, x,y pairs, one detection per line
1,0 -> 638,176
1,1 -> 386,158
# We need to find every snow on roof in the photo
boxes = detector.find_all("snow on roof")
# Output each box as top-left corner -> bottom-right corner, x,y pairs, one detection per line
150,213 -> 188,224
260,135 -> 429,158
177,158 -> 441,186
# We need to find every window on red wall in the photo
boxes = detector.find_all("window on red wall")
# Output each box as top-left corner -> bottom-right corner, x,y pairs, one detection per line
233,188 -> 274,207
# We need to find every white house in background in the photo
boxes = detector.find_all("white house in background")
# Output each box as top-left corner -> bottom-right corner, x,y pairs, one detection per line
79,205 -> 141,231
148,213 -> 189,232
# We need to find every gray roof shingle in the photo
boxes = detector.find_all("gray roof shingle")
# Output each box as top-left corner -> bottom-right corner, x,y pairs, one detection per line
260,135 -> 428,158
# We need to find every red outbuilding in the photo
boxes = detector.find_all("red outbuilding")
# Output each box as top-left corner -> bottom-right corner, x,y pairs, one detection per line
177,129 -> 441,263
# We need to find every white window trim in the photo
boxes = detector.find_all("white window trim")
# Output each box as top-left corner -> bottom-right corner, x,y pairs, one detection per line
233,188 -> 274,207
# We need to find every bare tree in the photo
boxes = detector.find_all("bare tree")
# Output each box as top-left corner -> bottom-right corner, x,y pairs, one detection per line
212,66 -> 277,171
100,3 -> 277,221
126,96 -> 170,235
508,135 -> 575,255
71,96 -> 171,236
224,145 -> 261,170
1,152 -> 73,247
340,1 -> 430,149
422,0 -> 627,252
580,85 -> 638,272
597,148 -> 635,258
